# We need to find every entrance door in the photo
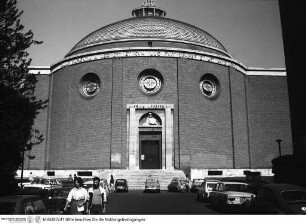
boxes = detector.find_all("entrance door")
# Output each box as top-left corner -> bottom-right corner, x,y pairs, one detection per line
139,132 -> 161,169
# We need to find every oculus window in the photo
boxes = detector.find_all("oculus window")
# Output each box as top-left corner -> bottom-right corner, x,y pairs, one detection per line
79,73 -> 100,98
199,74 -> 220,99
138,69 -> 163,95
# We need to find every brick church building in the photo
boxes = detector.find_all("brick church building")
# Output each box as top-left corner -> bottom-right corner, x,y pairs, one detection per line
24,0 -> 292,180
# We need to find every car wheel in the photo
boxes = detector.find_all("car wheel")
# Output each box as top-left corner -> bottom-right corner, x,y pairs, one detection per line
209,197 -> 216,209
197,193 -> 200,201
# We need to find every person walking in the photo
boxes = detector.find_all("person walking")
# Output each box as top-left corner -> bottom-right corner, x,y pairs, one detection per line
109,175 -> 115,193
88,177 -> 106,214
64,177 -> 89,214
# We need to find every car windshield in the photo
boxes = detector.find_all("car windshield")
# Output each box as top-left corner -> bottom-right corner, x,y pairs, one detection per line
147,179 -> 158,184
207,183 -> 218,190
31,179 -> 49,185
224,184 -> 248,192
0,202 -> 16,214
171,180 -> 178,184
282,190 -> 306,202
116,180 -> 126,185
193,179 -> 203,184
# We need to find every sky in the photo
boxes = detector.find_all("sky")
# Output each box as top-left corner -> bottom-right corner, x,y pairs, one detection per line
17,0 -> 285,68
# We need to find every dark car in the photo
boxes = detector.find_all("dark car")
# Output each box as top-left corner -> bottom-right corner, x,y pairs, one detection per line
115,179 -> 128,192
0,195 -> 47,214
190,179 -> 204,193
44,187 -> 72,214
244,183 -> 306,214
168,178 -> 188,192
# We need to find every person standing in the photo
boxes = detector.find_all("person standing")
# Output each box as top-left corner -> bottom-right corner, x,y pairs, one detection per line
64,177 -> 88,214
68,174 -> 73,186
109,175 -> 115,193
28,172 -> 34,182
88,177 -> 106,214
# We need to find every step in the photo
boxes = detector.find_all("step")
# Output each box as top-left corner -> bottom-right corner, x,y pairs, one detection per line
96,169 -> 187,190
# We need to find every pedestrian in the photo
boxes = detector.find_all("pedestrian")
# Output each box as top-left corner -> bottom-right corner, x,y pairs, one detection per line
64,177 -> 89,214
88,177 -> 106,214
73,174 -> 77,181
28,172 -> 34,182
109,175 -> 115,192
68,174 -> 73,187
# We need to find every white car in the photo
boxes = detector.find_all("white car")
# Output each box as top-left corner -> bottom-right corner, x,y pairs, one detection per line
209,182 -> 255,212
23,177 -> 63,190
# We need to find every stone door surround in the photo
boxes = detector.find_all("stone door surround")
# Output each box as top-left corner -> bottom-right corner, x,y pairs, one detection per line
127,104 -> 174,170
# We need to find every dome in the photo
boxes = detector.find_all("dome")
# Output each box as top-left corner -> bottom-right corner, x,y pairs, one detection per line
67,16 -> 227,56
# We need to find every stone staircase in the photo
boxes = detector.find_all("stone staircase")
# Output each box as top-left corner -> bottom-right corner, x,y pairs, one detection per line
96,169 -> 187,190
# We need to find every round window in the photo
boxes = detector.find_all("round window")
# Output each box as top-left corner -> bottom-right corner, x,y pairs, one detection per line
138,69 -> 163,95
199,74 -> 219,99
79,73 -> 100,98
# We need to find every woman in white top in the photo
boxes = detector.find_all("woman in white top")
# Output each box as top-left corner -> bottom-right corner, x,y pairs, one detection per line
64,177 -> 89,214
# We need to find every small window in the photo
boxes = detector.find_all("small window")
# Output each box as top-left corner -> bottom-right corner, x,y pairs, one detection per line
79,73 -> 100,98
199,74 -> 220,99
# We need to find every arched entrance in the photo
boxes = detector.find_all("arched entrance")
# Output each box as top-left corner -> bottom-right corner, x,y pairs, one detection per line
139,113 -> 162,169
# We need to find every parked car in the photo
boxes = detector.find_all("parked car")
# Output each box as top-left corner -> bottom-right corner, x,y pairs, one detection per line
44,187 -> 72,214
243,183 -> 306,214
168,178 -> 188,192
197,179 -> 219,202
190,179 -> 205,193
83,180 -> 94,189
23,177 -> 63,190
0,195 -> 48,214
180,179 -> 190,192
209,182 -> 255,212
144,178 -> 160,193
115,179 -> 129,192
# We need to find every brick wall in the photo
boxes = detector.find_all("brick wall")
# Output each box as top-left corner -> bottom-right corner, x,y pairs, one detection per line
246,75 -> 293,168
48,56 -> 292,171
229,68 -> 250,168
111,58 -> 123,168
49,60 -> 113,169
178,59 -> 233,170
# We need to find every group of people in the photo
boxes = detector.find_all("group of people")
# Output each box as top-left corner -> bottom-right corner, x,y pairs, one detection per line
64,176 -> 113,215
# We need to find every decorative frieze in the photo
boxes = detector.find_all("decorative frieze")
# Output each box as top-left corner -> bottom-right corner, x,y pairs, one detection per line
51,50 -> 244,73
127,104 -> 174,109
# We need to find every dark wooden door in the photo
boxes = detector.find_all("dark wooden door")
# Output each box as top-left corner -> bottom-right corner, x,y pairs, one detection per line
140,132 -> 161,169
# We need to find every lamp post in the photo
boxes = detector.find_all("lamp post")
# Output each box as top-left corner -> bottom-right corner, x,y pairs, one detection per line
275,139 -> 282,157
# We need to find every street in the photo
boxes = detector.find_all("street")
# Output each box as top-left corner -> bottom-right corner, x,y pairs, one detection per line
106,190 -> 218,215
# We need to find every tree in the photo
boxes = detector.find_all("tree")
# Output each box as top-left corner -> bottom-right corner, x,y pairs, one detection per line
0,0 -> 47,196
271,153 -> 306,188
